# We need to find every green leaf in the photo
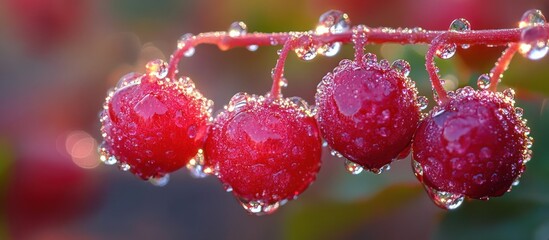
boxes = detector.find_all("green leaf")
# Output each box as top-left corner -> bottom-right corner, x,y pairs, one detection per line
284,184 -> 423,240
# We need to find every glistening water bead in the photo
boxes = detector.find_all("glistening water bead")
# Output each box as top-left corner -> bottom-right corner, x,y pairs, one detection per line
314,10 -> 351,57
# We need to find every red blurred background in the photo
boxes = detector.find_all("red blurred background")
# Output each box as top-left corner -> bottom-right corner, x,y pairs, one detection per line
1,0 -> 549,239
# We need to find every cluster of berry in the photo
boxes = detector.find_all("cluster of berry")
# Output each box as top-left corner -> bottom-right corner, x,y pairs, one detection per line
98,10 -> 546,214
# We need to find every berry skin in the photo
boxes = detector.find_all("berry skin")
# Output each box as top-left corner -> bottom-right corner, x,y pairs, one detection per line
412,87 -> 531,208
99,65 -> 212,180
203,93 -> 321,215
315,54 -> 421,172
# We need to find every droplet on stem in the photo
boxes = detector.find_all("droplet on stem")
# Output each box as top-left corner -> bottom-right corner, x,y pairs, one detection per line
228,21 -> 247,37
519,9 -> 546,28
449,18 -> 472,49
519,26 -> 548,60
315,10 -> 351,35
417,96 -> 428,111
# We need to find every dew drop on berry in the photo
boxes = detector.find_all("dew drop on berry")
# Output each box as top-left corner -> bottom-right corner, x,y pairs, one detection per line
186,149 -> 208,178
227,92 -> 249,112
116,72 -> 141,89
477,74 -> 491,90
417,96 -> 428,111
288,96 -> 310,111
391,59 -> 411,77
149,174 -> 170,187
246,44 -> 259,51
503,88 -> 516,100
223,183 -> 233,192
362,53 -> 378,67
519,26 -> 548,60
371,164 -> 391,174
512,178 -> 520,186
119,162 -> 131,171
330,149 -> 343,158
515,107 -> 524,118
98,142 -> 110,162
436,43 -> 457,59
228,21 -> 247,37
425,186 -> 464,210
412,159 -> 424,178
519,9 -> 546,28
104,156 -> 118,165
344,159 -> 363,175
239,199 -> 281,216
145,59 -> 168,79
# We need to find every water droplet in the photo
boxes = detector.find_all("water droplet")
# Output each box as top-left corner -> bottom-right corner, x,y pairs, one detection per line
184,47 -> 195,57
417,96 -> 428,110
436,44 -> 457,59
239,199 -> 281,216
371,164 -> 391,174
425,186 -> 464,210
98,142 -> 110,162
145,59 -> 168,79
279,77 -> 288,88
228,92 -> 249,112
449,18 -> 471,32
344,159 -> 363,175
228,21 -> 247,37
223,183 -> 233,192
186,149 -> 208,178
315,10 -> 351,35
413,159 -> 424,178
322,141 -> 328,148
515,107 -> 524,117
512,178 -> 520,186
391,59 -> 411,77
149,174 -> 170,187
177,33 -> 193,49
503,88 -> 515,100
317,42 -> 341,57
119,162 -> 131,171
105,156 -> 118,165
519,26 -> 548,60
519,9 -> 546,28
363,53 -> 377,66
288,96 -> 309,110
294,45 -> 317,61
476,74 -> 491,90
116,72 -> 141,89
246,45 -> 259,51
330,150 -> 343,158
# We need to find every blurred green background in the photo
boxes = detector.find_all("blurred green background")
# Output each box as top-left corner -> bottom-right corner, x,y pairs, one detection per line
1,0 -> 549,239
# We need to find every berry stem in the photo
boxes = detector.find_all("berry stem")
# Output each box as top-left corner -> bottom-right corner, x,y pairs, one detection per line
352,25 -> 368,65
426,34 -> 450,104
488,43 -> 519,91
166,25 -> 549,87
270,38 -> 296,98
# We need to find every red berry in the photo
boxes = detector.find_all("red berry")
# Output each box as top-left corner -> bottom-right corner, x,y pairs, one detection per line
315,54 -> 421,173
204,93 -> 322,215
412,87 -> 531,209
99,60 -> 212,181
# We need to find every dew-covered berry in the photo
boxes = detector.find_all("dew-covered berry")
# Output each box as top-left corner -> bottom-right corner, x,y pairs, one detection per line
203,93 -> 321,215
315,54 -> 421,173
99,60 -> 213,181
412,87 -> 531,209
